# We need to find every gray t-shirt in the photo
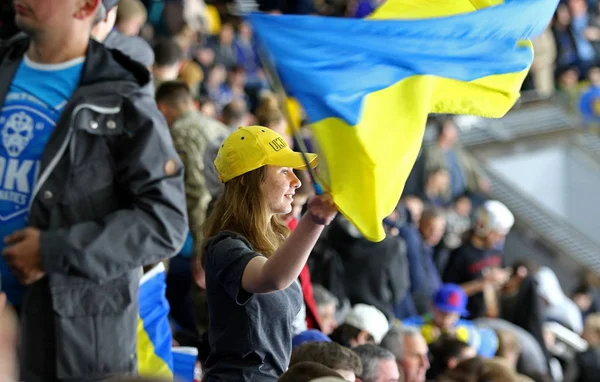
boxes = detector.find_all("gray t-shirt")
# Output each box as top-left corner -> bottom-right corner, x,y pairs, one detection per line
203,231 -> 302,381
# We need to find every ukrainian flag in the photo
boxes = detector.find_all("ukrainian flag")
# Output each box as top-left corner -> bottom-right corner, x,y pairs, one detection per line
248,0 -> 558,241
137,262 -> 174,378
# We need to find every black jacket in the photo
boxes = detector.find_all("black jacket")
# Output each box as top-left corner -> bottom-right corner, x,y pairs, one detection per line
0,36 -> 188,380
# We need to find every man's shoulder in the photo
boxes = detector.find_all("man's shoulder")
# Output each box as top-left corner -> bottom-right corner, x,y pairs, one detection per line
173,112 -> 228,140
104,31 -> 154,68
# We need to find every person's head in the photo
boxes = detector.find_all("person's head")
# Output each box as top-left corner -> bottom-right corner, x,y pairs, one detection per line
204,126 -> 317,257
91,0 -> 119,42
207,64 -> 227,87
222,99 -> 249,129
115,0 -> 146,36
313,285 -> 339,335
196,46 -> 215,67
155,81 -> 195,126
228,65 -> 247,88
353,344 -> 399,382
152,38 -> 184,82
494,329 -> 521,368
238,20 -> 253,40
402,195 -> 424,226
453,194 -> 472,217
293,330 -> 333,350
291,342 -> 363,382
554,3 -> 571,27
557,67 -> 579,89
174,23 -> 196,53
343,304 -> 389,345
279,362 -> 343,382
197,96 -> 217,119
380,326 -> 429,382
419,207 -> 446,247
582,313 -> 600,346
219,22 -> 235,45
473,200 -> 514,249
331,324 -> 375,349
15,0 -> 102,41
431,284 -> 469,331
435,117 -> 459,147
425,167 -> 450,196
256,92 -> 290,144
429,335 -> 476,376
589,67 -> 600,87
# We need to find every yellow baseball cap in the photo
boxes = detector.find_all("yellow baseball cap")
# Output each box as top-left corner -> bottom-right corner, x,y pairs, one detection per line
214,125 -> 318,183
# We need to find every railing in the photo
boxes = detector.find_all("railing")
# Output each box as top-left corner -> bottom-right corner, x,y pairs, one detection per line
484,165 -> 600,273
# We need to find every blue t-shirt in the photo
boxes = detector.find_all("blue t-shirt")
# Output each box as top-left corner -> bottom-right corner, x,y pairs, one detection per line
0,56 -> 84,305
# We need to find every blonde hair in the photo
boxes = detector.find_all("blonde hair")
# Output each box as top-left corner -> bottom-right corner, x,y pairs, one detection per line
256,92 -> 285,128
203,166 -> 290,258
116,0 -> 148,23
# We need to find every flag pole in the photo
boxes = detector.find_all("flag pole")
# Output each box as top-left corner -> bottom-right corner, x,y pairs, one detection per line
256,44 -> 324,195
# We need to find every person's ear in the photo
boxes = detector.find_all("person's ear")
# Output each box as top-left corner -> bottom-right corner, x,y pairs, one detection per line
75,0 -> 101,20
447,357 -> 458,370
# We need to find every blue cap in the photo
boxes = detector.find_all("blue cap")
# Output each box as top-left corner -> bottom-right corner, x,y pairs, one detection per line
433,284 -> 469,316
292,330 -> 331,349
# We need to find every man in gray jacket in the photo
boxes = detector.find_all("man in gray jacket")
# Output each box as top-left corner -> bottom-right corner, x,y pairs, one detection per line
0,0 -> 188,380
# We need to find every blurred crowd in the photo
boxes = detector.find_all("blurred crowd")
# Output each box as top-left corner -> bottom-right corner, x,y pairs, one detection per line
2,1 -> 600,382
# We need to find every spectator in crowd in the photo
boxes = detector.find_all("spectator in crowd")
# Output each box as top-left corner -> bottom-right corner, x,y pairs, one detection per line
324,216 -> 410,321
256,92 -> 293,145
443,201 -> 514,319
152,37 -> 185,89
234,20 -> 263,87
212,22 -> 237,70
437,357 -> 525,382
380,326 -> 430,382
442,194 -> 472,252
156,81 -> 229,258
201,126 -> 336,380
403,284 -> 499,358
171,24 -> 204,96
279,362 -> 343,382
552,2 -> 595,78
220,65 -> 251,109
405,206 -> 446,314
474,317 -> 550,379
353,344 -> 400,382
221,98 -> 250,130
531,25 -> 557,97
292,329 -> 332,350
536,266 -> 584,334
427,335 -> 477,380
556,66 -> 582,112
200,64 -> 229,110
0,1 -> 188,380
330,304 -> 389,347
92,0 -> 155,69
290,341 -> 363,382
422,117 -> 490,201
313,284 -> 340,335
115,0 -> 148,37
420,167 -> 451,207
495,329 -> 522,369
197,95 -> 218,119
565,313 -> 600,382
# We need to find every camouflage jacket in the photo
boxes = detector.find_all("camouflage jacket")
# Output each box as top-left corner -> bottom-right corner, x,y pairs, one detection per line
170,110 -> 229,256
